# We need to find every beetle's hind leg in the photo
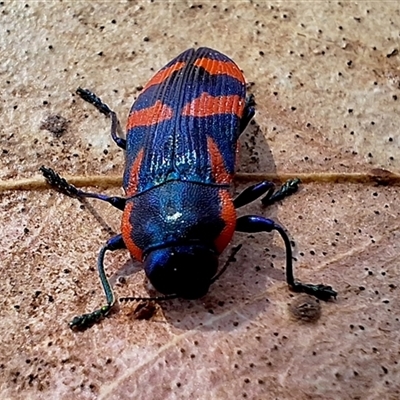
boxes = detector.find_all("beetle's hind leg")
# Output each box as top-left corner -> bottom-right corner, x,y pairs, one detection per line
234,181 -> 275,209
239,94 -> 256,135
237,93 -> 300,206
233,178 -> 301,209
235,215 -> 337,301
261,178 -> 301,206
70,234 -> 126,330
40,166 -> 126,211
76,87 -> 126,150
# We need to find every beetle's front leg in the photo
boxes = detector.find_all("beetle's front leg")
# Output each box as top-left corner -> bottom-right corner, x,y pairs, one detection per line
70,234 -> 126,330
236,215 -> 337,301
40,166 -> 126,211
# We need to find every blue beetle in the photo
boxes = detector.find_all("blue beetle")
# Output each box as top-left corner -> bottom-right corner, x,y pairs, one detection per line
41,48 -> 336,329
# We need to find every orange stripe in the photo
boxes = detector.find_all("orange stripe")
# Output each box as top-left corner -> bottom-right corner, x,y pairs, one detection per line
214,190 -> 236,254
121,202 -> 143,261
194,58 -> 245,83
142,61 -> 185,92
126,100 -> 173,130
125,149 -> 144,197
182,93 -> 244,118
207,137 -> 232,185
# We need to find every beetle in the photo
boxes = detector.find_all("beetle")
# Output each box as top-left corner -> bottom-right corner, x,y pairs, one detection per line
40,47 -> 336,330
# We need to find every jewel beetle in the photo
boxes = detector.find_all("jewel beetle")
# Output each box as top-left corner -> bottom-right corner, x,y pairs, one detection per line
40,47 -> 336,330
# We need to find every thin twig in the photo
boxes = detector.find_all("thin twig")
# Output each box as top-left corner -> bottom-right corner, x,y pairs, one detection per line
1,168 -> 399,193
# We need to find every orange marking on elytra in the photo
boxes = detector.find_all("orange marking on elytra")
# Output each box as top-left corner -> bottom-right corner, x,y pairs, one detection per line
182,93 -> 243,118
194,58 -> 245,84
121,201 -> 143,261
127,100 -> 173,130
207,137 -> 232,185
142,61 -> 185,92
125,149 -> 144,197
214,190 -> 236,254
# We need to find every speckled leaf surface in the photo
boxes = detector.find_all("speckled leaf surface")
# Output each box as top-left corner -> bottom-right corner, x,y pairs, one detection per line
1,1 -> 400,399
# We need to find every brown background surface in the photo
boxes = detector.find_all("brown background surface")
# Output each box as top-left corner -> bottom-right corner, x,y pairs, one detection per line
1,1 -> 400,399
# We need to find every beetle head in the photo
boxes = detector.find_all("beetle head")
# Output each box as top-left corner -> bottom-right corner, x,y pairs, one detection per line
144,245 -> 218,299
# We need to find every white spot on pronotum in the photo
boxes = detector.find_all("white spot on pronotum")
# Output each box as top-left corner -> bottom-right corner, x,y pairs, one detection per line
165,211 -> 182,222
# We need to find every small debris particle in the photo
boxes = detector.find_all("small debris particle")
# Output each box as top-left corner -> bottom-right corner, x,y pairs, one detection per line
130,300 -> 157,320
40,114 -> 69,138
386,49 -> 398,58
289,294 -> 322,322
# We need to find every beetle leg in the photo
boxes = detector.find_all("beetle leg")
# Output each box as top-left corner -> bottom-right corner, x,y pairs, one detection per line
239,94 -> 256,134
209,243 -> 243,284
76,87 -> 126,150
235,215 -> 337,301
261,178 -> 301,206
70,234 -> 126,330
234,181 -> 275,208
234,178 -> 301,209
40,166 -> 126,211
